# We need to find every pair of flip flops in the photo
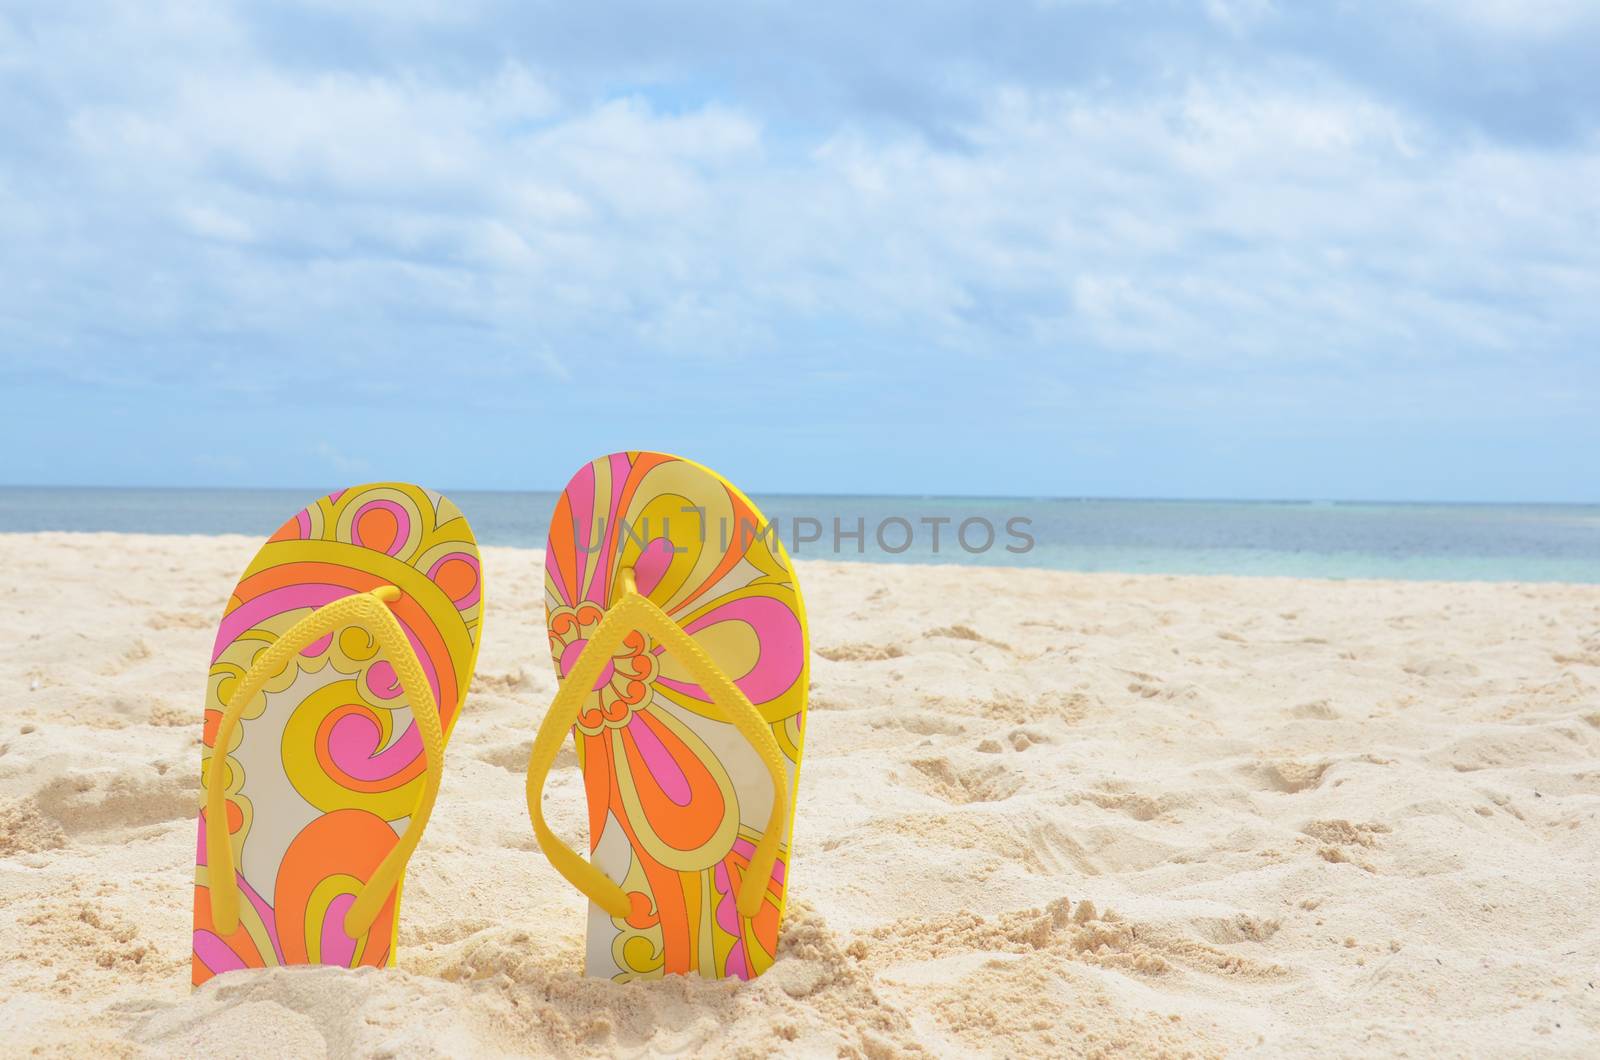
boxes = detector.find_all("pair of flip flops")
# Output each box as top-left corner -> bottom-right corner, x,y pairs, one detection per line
191,453 -> 810,986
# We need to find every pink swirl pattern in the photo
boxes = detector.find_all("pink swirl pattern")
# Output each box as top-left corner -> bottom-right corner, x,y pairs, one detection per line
545,452 -> 810,982
191,483 -> 481,986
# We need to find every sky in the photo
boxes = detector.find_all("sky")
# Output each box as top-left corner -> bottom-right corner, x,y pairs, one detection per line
0,0 -> 1597,501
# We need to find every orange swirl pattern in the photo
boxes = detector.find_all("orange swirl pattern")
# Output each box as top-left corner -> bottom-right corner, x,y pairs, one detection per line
191,484 -> 481,986
544,452 -> 809,981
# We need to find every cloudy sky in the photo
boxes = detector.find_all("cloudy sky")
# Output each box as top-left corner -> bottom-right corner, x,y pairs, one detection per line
1,1 -> 1596,499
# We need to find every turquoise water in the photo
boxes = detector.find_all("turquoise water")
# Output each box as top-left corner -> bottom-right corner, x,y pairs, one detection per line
1,487 -> 1596,583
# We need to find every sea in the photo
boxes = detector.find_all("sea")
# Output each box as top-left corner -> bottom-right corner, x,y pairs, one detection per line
1,487 -> 1596,583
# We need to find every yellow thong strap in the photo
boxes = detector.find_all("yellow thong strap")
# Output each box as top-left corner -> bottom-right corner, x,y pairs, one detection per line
204,586 -> 443,940
525,568 -> 788,921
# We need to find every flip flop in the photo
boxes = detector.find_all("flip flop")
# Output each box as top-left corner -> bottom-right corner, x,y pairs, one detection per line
191,484 -> 483,986
526,452 -> 810,982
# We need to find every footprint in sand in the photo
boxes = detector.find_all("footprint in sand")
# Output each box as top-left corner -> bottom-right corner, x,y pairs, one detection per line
474,669 -> 534,693
1191,913 -> 1282,945
906,756 -> 1024,804
1084,788 -> 1175,822
98,638 -> 154,677
924,625 -> 1014,652
869,712 -> 966,737
815,643 -> 906,662
1242,759 -> 1331,794
145,610 -> 213,631
29,769 -> 196,838
471,739 -> 536,771
1289,699 -> 1340,720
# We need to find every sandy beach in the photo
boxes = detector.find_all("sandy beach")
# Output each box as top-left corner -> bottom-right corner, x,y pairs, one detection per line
1,531 -> 1597,1057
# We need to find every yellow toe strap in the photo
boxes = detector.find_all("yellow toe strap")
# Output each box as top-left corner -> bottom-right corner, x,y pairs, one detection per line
204,586 -> 444,941
526,569 -> 788,921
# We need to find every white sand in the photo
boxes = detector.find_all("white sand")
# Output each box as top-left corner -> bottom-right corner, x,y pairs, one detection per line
1,532 -> 1598,1057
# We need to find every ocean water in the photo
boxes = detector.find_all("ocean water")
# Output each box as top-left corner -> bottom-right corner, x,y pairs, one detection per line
1,487 -> 1596,583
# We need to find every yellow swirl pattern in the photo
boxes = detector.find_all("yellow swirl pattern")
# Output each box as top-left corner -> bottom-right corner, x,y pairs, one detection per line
191,483 -> 482,987
543,452 -> 809,982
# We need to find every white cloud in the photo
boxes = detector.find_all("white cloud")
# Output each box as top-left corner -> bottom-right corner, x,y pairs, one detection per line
1406,0 -> 1600,39
2,0 -> 1598,397
1204,0 -> 1276,34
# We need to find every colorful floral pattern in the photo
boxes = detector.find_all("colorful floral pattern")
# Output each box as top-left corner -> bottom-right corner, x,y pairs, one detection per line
544,452 -> 810,981
192,484 -> 482,986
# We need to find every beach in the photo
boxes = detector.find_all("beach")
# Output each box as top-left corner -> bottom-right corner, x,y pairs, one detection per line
2,531 -> 1597,1056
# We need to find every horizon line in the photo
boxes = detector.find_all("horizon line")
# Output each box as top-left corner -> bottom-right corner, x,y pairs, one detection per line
2,483 -> 1595,508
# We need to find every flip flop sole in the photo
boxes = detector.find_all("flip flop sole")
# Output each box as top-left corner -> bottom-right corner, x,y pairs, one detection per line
192,484 -> 482,985
544,452 -> 810,981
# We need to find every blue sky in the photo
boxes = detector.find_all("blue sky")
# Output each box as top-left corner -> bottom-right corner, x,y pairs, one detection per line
1,1 -> 1596,500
